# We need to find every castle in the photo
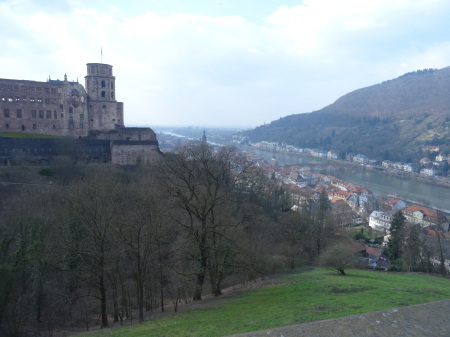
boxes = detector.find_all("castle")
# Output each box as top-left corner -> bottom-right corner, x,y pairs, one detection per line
0,63 -> 160,165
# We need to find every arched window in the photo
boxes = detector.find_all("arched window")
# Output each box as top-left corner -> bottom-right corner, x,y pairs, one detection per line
101,80 -> 106,88
101,91 -> 106,98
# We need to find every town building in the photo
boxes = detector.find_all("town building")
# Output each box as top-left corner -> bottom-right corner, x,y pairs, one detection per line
402,204 -> 449,231
369,210 -> 395,232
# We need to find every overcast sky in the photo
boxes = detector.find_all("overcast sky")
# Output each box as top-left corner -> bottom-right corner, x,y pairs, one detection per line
2,0 -> 450,128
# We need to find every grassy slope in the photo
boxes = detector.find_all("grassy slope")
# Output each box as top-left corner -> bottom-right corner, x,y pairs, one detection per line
76,268 -> 450,337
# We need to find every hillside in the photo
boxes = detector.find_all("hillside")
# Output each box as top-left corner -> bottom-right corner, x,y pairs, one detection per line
245,67 -> 450,162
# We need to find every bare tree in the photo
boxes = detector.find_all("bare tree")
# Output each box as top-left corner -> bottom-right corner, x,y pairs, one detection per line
277,211 -> 310,269
65,166 -> 125,328
157,142 -> 252,300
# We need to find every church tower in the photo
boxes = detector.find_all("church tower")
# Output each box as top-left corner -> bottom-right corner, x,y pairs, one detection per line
85,63 -> 124,131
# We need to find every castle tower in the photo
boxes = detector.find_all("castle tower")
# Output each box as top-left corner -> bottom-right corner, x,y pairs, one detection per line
85,63 -> 124,131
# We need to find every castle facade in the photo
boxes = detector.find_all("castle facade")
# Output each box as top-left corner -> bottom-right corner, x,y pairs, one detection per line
0,63 -> 124,136
0,63 -> 159,165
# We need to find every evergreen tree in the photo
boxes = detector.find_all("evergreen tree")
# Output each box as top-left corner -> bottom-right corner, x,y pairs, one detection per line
388,211 -> 406,261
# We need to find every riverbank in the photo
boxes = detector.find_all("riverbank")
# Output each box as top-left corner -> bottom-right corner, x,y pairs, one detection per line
382,169 -> 450,189
243,146 -> 450,190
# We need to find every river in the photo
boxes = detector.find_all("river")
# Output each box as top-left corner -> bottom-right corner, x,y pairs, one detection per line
250,149 -> 450,213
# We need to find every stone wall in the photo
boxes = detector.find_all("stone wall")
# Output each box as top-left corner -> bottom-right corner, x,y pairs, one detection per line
91,126 -> 157,141
0,137 -> 111,165
111,140 -> 160,165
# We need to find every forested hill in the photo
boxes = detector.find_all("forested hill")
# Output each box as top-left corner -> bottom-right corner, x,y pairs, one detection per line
244,67 -> 450,162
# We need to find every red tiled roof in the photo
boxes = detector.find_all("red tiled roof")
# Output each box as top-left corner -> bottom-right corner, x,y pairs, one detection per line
330,197 -> 341,204
365,246 -> 383,257
387,198 -> 400,205
403,204 -> 445,219
345,238 -> 366,253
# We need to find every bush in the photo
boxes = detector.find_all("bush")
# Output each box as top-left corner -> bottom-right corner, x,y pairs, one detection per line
319,242 -> 356,275
39,168 -> 54,176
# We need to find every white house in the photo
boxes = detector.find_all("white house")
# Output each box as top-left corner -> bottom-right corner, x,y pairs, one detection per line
369,210 -> 395,232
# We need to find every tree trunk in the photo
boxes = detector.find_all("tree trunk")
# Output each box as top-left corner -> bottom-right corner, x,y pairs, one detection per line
193,270 -> 205,301
138,277 -> 144,322
100,273 -> 108,328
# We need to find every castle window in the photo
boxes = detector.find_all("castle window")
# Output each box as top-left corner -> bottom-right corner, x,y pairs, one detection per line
51,88 -> 57,93
45,87 -> 49,93
102,105 -> 106,108
101,91 -> 106,98
3,109 -> 10,118
33,124 -> 36,129
15,96 -> 20,102
53,125 -> 56,129
5,124 -> 9,129
58,88 -> 62,94
22,125 -> 25,130
79,123 -> 84,129
16,109 -> 22,118
101,80 -> 106,88
111,92 -> 114,99
46,110 -> 51,119
8,97 -> 13,102
39,110 -> 44,119
54,111 -> 57,119
80,114 -> 84,120
22,96 -> 27,101
91,66 -> 95,73
61,113 -> 64,118
69,107 -> 73,114
69,122 -> 74,128
60,104 -> 63,110
30,97 -> 35,102
31,110 -> 36,118
37,97 -> 42,103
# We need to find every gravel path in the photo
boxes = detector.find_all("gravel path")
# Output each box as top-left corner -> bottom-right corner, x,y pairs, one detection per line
227,299 -> 450,337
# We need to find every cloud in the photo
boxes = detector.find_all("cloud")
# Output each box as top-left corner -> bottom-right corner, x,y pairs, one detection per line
1,0 -> 450,127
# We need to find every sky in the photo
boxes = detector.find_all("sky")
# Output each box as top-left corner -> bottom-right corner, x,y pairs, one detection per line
2,0 -> 450,128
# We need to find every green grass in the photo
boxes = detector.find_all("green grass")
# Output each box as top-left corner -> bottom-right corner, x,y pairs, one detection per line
0,132 -> 61,138
75,268 -> 450,337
